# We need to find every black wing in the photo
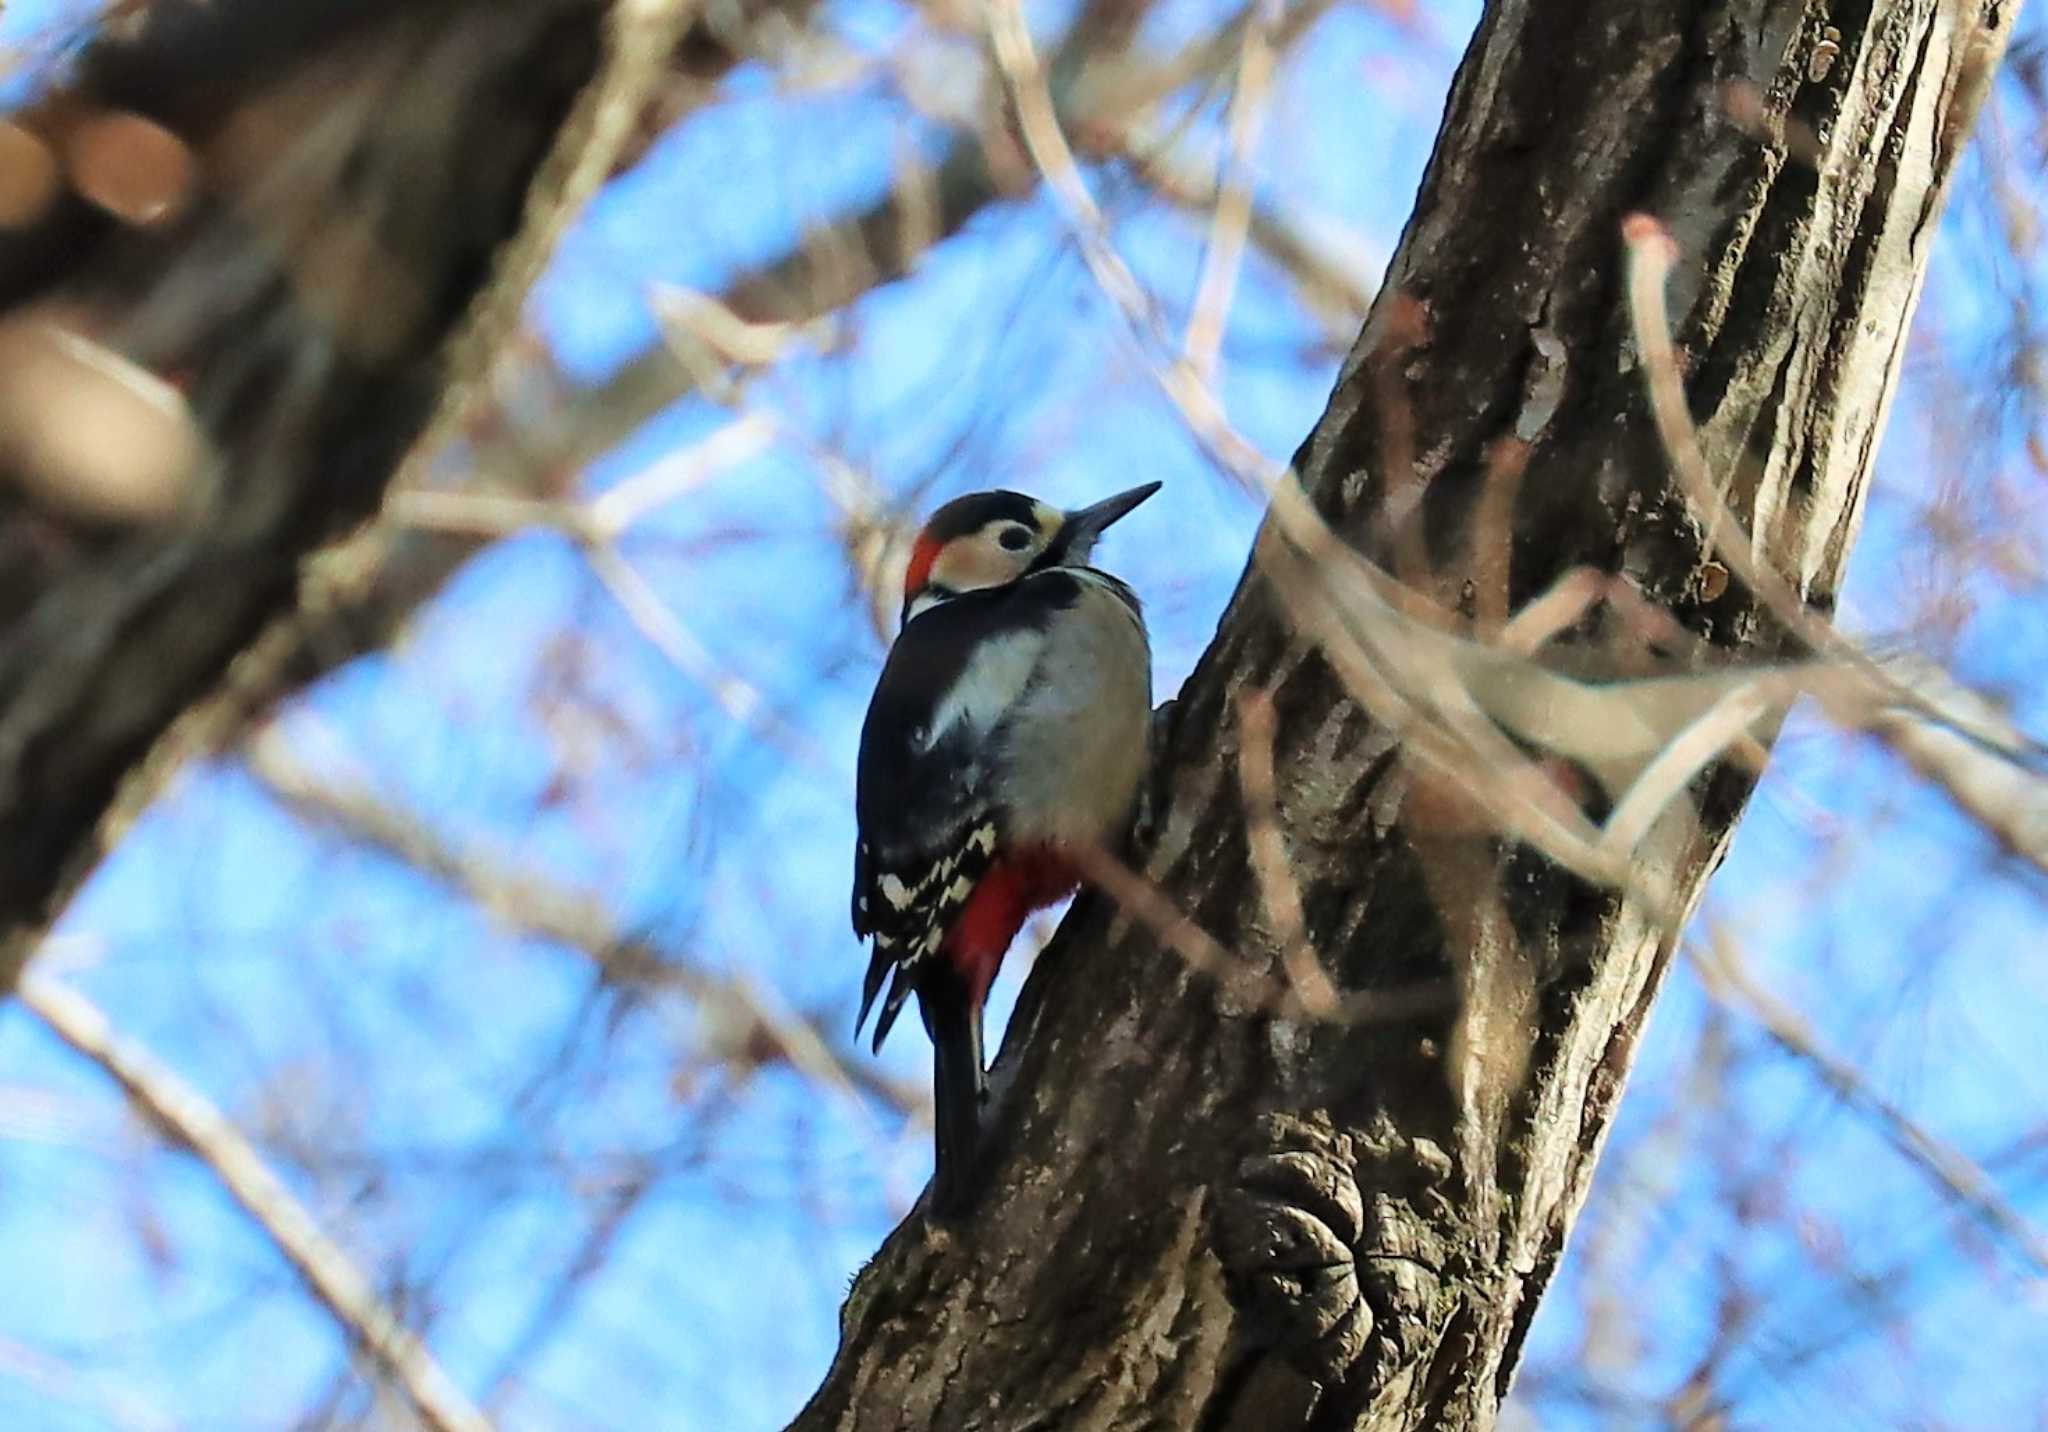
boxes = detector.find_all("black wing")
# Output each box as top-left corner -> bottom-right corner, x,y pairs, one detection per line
850,581 -> 1077,1049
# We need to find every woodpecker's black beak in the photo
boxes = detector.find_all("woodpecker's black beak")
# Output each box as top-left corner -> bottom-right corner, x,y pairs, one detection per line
1056,482 -> 1160,564
1067,482 -> 1161,537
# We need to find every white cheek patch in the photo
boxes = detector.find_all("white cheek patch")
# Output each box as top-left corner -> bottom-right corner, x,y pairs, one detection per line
930,629 -> 1044,741
932,537 -> 1018,594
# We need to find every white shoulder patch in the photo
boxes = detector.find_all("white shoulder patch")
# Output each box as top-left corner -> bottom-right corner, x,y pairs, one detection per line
928,628 -> 1045,742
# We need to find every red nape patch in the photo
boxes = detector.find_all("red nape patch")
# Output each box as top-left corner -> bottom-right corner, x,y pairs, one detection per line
903,533 -> 944,599
944,848 -> 1080,1009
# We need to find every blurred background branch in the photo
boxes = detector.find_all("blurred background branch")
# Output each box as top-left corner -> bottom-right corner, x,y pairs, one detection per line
19,969 -> 492,1432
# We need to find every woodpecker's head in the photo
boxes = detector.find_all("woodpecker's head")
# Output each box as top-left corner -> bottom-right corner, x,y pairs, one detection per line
899,482 -> 1159,625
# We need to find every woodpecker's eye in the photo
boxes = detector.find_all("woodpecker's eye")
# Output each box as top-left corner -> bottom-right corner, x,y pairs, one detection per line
998,525 -> 1033,552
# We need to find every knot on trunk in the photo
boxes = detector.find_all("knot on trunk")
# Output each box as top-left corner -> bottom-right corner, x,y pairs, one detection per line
1214,1112 -> 1451,1390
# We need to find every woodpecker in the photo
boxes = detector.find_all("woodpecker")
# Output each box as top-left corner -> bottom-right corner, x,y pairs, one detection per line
853,482 -> 1158,1216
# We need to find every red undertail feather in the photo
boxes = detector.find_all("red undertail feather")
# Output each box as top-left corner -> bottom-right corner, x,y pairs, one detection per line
943,848 -> 1080,1009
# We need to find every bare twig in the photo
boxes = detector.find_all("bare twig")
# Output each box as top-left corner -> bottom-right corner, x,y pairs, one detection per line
1182,0 -> 1282,380
385,415 -> 834,774
554,0 -> 1294,482
0,1330 -> 175,1432
243,730 -> 913,1121
1234,690 -> 1340,1017
582,543 -> 836,774
646,283 -> 827,375
19,972 -> 494,1432
1071,843 -> 1448,1025
1625,215 -> 2048,875
1691,928 -> 2048,1278
983,0 -> 1282,493
1137,143 -> 1375,338
585,411 -> 777,539
1622,215 -> 1840,651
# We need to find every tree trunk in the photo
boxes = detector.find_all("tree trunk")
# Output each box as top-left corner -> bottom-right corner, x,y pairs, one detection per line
795,3 -> 2012,1428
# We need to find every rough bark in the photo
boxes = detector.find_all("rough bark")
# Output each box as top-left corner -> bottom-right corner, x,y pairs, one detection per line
796,3 -> 2013,1429
0,0 -> 606,975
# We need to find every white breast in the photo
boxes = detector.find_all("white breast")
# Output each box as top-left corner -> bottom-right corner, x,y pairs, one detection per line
996,575 -> 1152,849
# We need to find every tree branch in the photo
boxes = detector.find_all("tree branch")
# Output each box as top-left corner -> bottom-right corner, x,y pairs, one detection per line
0,0 -> 610,989
20,970 -> 492,1432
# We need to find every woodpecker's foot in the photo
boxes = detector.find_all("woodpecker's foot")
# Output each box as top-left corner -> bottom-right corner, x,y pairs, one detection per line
1213,1111 -> 1450,1391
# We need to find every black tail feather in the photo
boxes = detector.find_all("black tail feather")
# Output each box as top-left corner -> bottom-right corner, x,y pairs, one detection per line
870,960 -> 917,1054
921,971 -> 985,1219
855,942 -> 894,1039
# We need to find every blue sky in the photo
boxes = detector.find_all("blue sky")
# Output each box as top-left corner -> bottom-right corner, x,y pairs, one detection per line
2,1 -> 2045,1428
